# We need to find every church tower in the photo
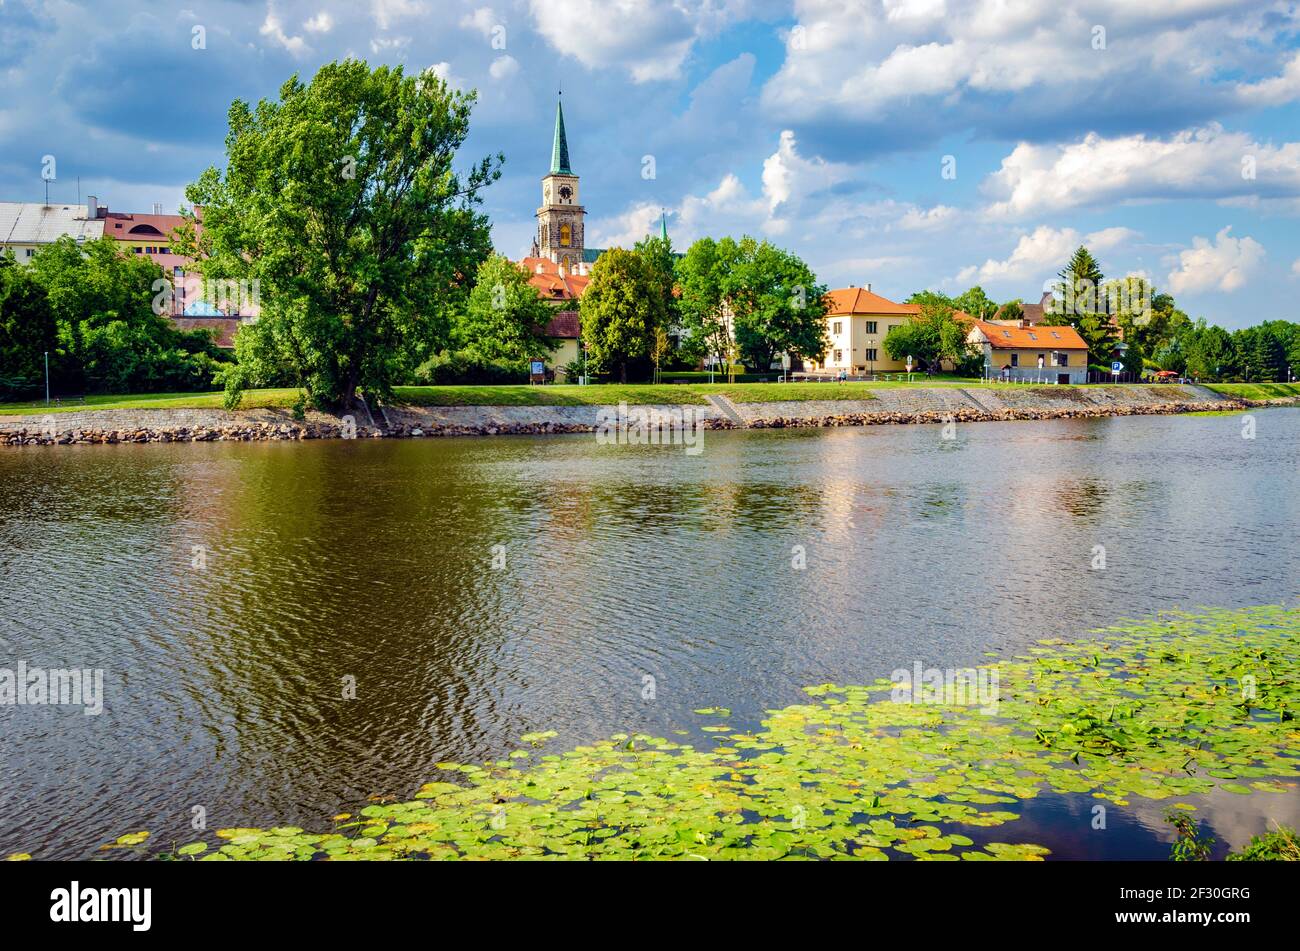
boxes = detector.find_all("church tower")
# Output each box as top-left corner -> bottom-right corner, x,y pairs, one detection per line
533,96 -> 585,268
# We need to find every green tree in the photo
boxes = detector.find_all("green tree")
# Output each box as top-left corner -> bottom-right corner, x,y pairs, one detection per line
1054,246 -> 1116,363
1056,246 -> 1105,316
1183,321 -> 1237,381
454,254 -> 557,361
905,290 -> 955,310
998,298 -> 1025,322
178,60 -> 500,411
953,286 -> 998,321
727,238 -> 827,371
635,232 -> 679,333
26,236 -> 224,394
885,300 -> 981,374
579,247 -> 665,383
676,236 -> 740,365
0,256 -> 57,397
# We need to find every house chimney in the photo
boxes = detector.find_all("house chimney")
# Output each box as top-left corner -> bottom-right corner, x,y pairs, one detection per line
848,283 -> 855,288
86,195 -> 97,219
152,202 -> 162,215
867,283 -> 872,292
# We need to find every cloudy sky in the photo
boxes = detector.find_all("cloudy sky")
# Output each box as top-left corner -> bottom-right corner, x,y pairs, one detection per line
2,0 -> 1298,327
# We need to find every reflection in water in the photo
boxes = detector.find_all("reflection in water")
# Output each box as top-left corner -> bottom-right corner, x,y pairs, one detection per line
1,410 -> 1298,858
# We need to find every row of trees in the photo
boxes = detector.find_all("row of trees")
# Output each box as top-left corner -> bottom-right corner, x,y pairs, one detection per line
579,234 -> 828,382
0,238 -> 226,399
883,246 -> 1300,383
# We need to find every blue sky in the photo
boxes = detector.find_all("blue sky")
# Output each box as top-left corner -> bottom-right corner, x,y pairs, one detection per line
2,0 -> 1298,327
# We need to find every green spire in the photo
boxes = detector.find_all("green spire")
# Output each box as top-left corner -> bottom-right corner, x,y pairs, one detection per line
660,210 -> 668,240
550,96 -> 572,175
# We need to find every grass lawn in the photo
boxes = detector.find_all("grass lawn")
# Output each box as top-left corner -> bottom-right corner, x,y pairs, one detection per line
0,389 -> 300,415
4,378 -> 1242,417
1204,382 -> 1300,401
392,384 -> 713,406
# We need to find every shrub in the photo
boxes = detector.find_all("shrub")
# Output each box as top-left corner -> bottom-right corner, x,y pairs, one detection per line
414,350 -> 531,386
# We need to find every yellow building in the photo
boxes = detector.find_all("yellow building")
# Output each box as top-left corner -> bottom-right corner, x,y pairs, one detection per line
966,320 -> 1089,383
805,286 -> 927,374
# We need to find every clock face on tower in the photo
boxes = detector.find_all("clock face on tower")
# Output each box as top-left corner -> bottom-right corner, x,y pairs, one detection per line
558,185 -> 573,201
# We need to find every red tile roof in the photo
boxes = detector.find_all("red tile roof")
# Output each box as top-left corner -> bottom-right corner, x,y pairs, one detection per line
969,320 -> 1087,350
544,310 -> 581,339
522,256 -> 590,301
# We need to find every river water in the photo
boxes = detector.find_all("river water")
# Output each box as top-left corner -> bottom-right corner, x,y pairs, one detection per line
1,409 -> 1297,859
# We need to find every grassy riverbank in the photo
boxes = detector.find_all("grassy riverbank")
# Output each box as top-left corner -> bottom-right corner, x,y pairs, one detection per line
5,379 -> 1263,416
72,604 -> 1298,862
1203,382 -> 1300,401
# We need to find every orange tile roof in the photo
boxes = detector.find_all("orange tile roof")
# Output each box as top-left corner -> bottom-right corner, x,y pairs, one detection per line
970,319 -> 1087,350
521,256 -> 591,301
823,287 -> 921,316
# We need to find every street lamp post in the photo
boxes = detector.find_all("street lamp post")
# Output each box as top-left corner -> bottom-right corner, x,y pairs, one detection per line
44,351 -> 49,405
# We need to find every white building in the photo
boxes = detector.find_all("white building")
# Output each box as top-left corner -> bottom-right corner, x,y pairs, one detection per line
0,198 -> 106,262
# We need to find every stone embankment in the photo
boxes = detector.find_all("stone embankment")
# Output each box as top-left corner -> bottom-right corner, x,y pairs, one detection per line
1,385 -> 1293,448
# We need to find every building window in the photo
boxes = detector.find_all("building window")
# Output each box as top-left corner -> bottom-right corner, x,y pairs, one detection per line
25,248 -> 34,258
134,247 -> 142,253
865,348 -> 877,362
560,224 -> 571,246
866,321 -> 877,333
1010,353 -> 1019,367
831,321 -> 842,335
833,349 -> 843,363
1054,352 -> 1069,367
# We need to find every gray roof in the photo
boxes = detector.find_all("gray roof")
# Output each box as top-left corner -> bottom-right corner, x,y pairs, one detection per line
0,202 -> 105,245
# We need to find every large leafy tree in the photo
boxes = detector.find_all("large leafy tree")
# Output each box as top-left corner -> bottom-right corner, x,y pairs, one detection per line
885,300 -> 981,375
178,60 -> 501,411
727,238 -> 827,371
676,236 -> 826,371
675,236 -> 740,365
454,254 -> 558,361
953,285 -> 998,321
579,247 -> 666,382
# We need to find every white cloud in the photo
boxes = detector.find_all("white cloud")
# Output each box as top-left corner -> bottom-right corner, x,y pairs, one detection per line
371,0 -> 426,31
489,54 -> 519,80
1166,226 -> 1264,293
460,7 -> 499,39
527,0 -> 765,82
303,12 -> 334,34
1237,51 -> 1300,107
983,125 -> 1300,217
1292,258 -> 1300,278
898,204 -> 959,231
259,12 -> 307,55
955,226 -> 1138,285
761,0 -> 1297,139
761,129 -> 853,216
370,35 -> 411,55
